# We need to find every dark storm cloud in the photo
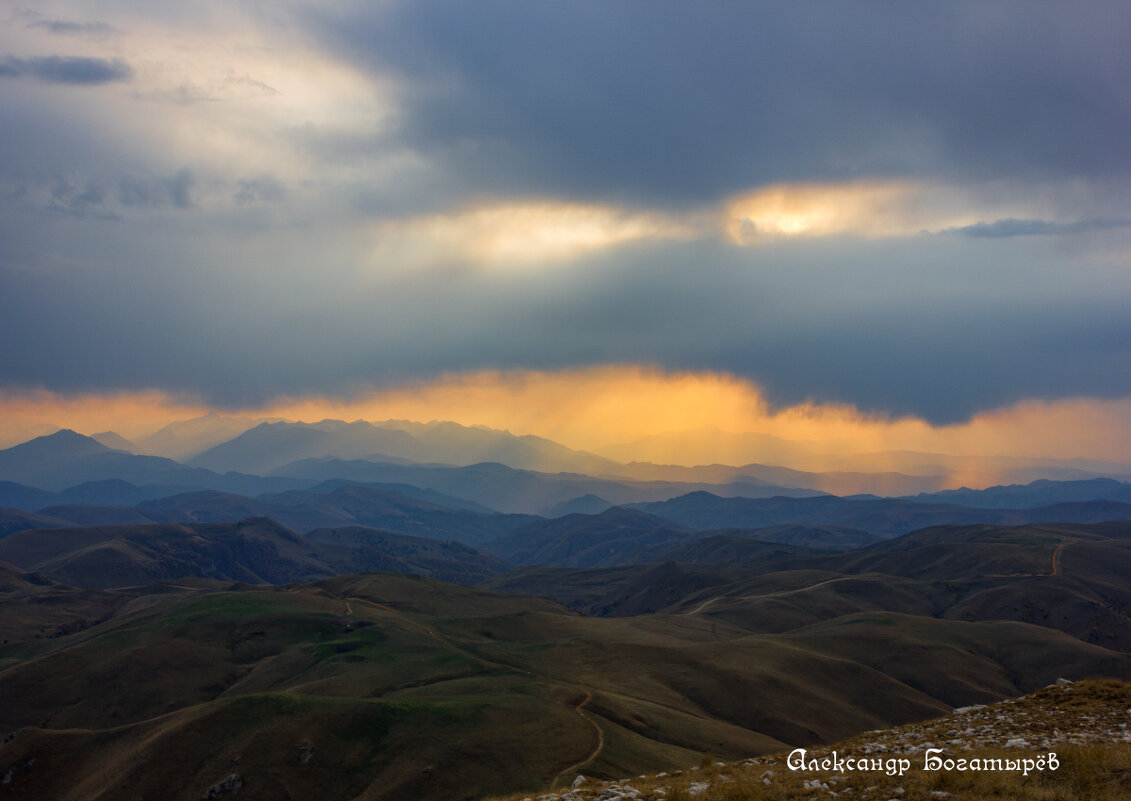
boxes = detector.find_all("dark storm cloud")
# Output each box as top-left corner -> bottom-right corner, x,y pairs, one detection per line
306,1 -> 1131,206
0,55 -> 133,85
3,0 -> 1131,427
942,217 -> 1131,238
1,226 -> 1128,423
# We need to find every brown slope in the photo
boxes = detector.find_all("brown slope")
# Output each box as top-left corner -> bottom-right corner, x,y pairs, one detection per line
660,522 -> 1131,650
1,572 -> 1130,801
0,561 -> 128,647
0,507 -> 72,538
36,505 -> 159,527
486,506 -> 695,567
0,519 -> 332,588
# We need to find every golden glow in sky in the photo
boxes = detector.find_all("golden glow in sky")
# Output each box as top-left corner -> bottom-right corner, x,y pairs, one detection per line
371,181 -> 1061,267
723,180 -> 1047,243
372,201 -> 698,269
4,367 -> 1130,487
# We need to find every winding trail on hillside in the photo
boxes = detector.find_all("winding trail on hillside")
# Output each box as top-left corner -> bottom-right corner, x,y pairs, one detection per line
688,542 -> 1072,614
1051,542 -> 1065,576
979,540 -> 1076,580
748,575 -> 858,600
685,596 -> 718,615
685,575 -> 857,615
344,594 -> 605,786
550,689 -> 605,789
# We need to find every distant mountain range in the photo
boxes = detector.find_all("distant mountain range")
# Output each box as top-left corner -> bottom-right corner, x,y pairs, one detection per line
8,427 -> 1131,517
596,427 -> 1131,487
0,430 -> 309,494
187,418 -> 621,476
630,490 -> 1131,537
133,412 -> 279,460
268,457 -> 826,514
902,477 -> 1131,508
0,484 -> 535,546
0,430 -> 822,514
2,430 -> 1130,557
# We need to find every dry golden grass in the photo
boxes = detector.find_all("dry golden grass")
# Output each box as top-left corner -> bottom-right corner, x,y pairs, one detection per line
485,679 -> 1131,801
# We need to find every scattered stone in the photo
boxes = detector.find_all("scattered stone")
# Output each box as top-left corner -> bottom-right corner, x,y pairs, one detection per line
502,681 -> 1129,801
572,775 -> 586,789
2,757 -> 36,786
201,773 -> 242,800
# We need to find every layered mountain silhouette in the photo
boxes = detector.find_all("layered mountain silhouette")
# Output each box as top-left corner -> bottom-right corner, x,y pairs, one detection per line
2,421 -> 1131,801
0,430 -> 307,494
903,477 -> 1131,508
188,418 -> 622,476
631,490 -> 1131,536
131,485 -> 534,544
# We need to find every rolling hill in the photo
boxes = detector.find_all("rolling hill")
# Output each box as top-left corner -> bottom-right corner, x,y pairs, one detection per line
305,526 -> 513,585
658,522 -> 1131,650
486,679 -> 1131,801
0,518 -> 336,588
0,517 -> 516,590
0,570 -> 1128,800
130,485 -> 533,544
488,520 -> 1131,652
485,507 -> 695,568
0,508 -> 73,538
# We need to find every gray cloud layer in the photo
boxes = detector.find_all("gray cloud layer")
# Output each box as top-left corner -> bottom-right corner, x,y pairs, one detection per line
2,222 -> 1128,422
2,0 -> 1130,424
943,217 -> 1131,238
0,55 -> 132,84
309,1 -> 1131,207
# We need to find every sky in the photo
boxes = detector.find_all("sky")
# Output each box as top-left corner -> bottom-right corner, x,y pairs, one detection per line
2,1 -> 1130,466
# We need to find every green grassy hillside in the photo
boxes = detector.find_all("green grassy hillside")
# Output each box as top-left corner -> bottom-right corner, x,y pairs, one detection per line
486,679 -> 1131,801
2,566 -> 1129,800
